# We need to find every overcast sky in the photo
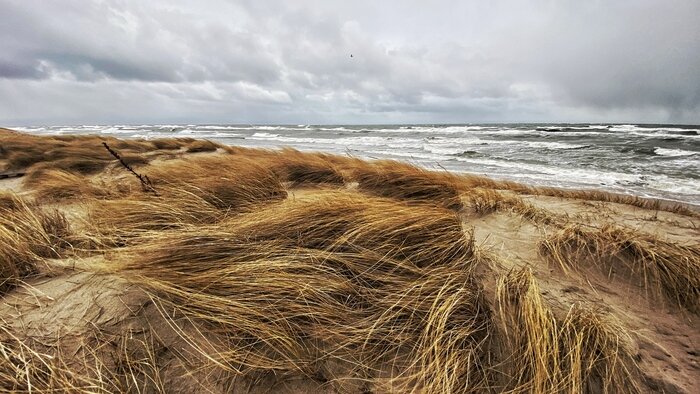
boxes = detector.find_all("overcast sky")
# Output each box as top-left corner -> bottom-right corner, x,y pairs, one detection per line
1,0 -> 699,125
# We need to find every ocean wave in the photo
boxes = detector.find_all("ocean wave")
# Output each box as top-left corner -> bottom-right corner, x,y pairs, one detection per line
6,123 -> 698,205
194,125 -> 252,131
654,147 -> 698,157
364,149 -> 443,161
250,132 -> 280,139
629,131 -> 699,140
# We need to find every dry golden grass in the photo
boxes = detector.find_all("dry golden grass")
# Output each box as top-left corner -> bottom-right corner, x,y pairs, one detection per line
0,199 -> 71,294
185,139 -> 221,153
264,147 -> 346,187
22,169 -> 128,202
540,224 -> 700,312
81,190 -> 484,392
351,160 -> 464,209
88,188 -> 226,246
116,243 -> 488,392
86,157 -> 287,246
0,320 -> 176,393
0,132 -> 179,175
495,268 -> 562,392
0,191 -> 23,211
146,155 -> 287,209
198,191 -> 474,268
559,304 -> 641,394
151,137 -> 191,150
494,268 -> 641,393
463,188 -> 565,225
1,130 -> 696,392
0,324 -> 96,392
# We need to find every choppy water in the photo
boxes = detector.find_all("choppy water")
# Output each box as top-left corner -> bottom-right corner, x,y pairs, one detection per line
13,123 -> 700,205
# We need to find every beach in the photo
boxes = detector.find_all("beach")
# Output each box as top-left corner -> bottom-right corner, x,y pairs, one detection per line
13,124 -> 700,206
1,127 -> 699,393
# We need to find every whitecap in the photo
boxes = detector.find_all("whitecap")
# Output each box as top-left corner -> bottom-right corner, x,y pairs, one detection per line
654,147 -> 698,157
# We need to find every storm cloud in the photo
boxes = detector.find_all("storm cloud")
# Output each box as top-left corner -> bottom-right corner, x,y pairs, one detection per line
1,0 -> 699,125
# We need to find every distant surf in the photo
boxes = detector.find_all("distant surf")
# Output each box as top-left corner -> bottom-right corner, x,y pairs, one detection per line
12,123 -> 700,205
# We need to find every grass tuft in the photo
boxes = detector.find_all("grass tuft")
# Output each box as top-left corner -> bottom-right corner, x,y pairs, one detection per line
540,224 -> 700,311
353,160 -> 464,210
0,200 -> 72,294
494,268 -> 641,393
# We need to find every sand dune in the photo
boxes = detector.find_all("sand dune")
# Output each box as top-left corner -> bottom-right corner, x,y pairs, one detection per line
1,127 -> 698,393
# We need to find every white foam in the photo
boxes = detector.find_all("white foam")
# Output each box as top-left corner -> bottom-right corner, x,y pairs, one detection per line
195,125 -> 250,131
647,176 -> 700,195
630,131 -> 699,140
250,132 -> 281,139
654,147 -> 697,157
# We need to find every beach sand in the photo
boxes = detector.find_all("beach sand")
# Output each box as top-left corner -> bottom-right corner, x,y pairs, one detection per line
1,127 -> 698,393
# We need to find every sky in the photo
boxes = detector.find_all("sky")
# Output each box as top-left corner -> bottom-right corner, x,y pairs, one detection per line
1,0 -> 699,125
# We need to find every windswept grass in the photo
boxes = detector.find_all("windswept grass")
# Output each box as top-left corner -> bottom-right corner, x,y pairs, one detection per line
89,188 -> 225,246
265,148 -> 346,187
185,139 -> 221,153
23,169 -> 127,201
495,268 -> 561,392
87,157 -> 287,245
0,199 -> 71,294
117,248 -> 489,392
0,131 -> 191,176
0,321 -> 175,393
151,137 -> 191,150
495,268 -> 641,393
353,160 -> 464,209
539,224 -> 700,312
93,190 -> 486,391
0,191 -> 23,211
559,304 -> 641,394
463,188 -> 565,224
1,130 -> 691,392
149,191 -> 474,268
0,325 -> 99,393
147,155 -> 287,209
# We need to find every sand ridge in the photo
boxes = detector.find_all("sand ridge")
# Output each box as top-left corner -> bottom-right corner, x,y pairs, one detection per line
1,128 -> 699,393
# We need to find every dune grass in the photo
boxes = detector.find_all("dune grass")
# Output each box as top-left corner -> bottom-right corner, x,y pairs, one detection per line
540,224 -> 700,312
0,198 -> 71,294
495,268 -> 641,393
0,191 -> 23,211
463,187 -> 565,224
0,319 -> 176,393
22,169 -> 128,202
1,130 -> 696,392
263,147 -> 346,187
86,156 -> 287,246
146,155 -> 287,207
185,139 -> 222,153
190,191 -> 474,268
351,160 -> 464,210
116,241 -> 488,392
0,324 -> 94,392
88,188 -> 226,247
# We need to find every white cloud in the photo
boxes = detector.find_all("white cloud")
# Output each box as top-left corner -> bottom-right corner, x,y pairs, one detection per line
0,0 -> 698,124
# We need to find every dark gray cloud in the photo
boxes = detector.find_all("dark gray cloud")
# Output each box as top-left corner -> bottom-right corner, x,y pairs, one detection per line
1,0 -> 698,125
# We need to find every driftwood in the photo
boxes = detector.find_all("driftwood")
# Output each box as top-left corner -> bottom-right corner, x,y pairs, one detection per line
102,142 -> 159,196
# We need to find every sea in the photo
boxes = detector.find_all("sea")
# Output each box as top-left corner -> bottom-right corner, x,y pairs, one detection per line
13,123 -> 700,206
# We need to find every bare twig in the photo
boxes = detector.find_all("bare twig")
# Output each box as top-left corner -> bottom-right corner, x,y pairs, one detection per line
102,142 -> 159,196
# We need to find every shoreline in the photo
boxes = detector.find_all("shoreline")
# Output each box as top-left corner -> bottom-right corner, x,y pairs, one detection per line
1,127 -> 699,392
3,126 -> 698,214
